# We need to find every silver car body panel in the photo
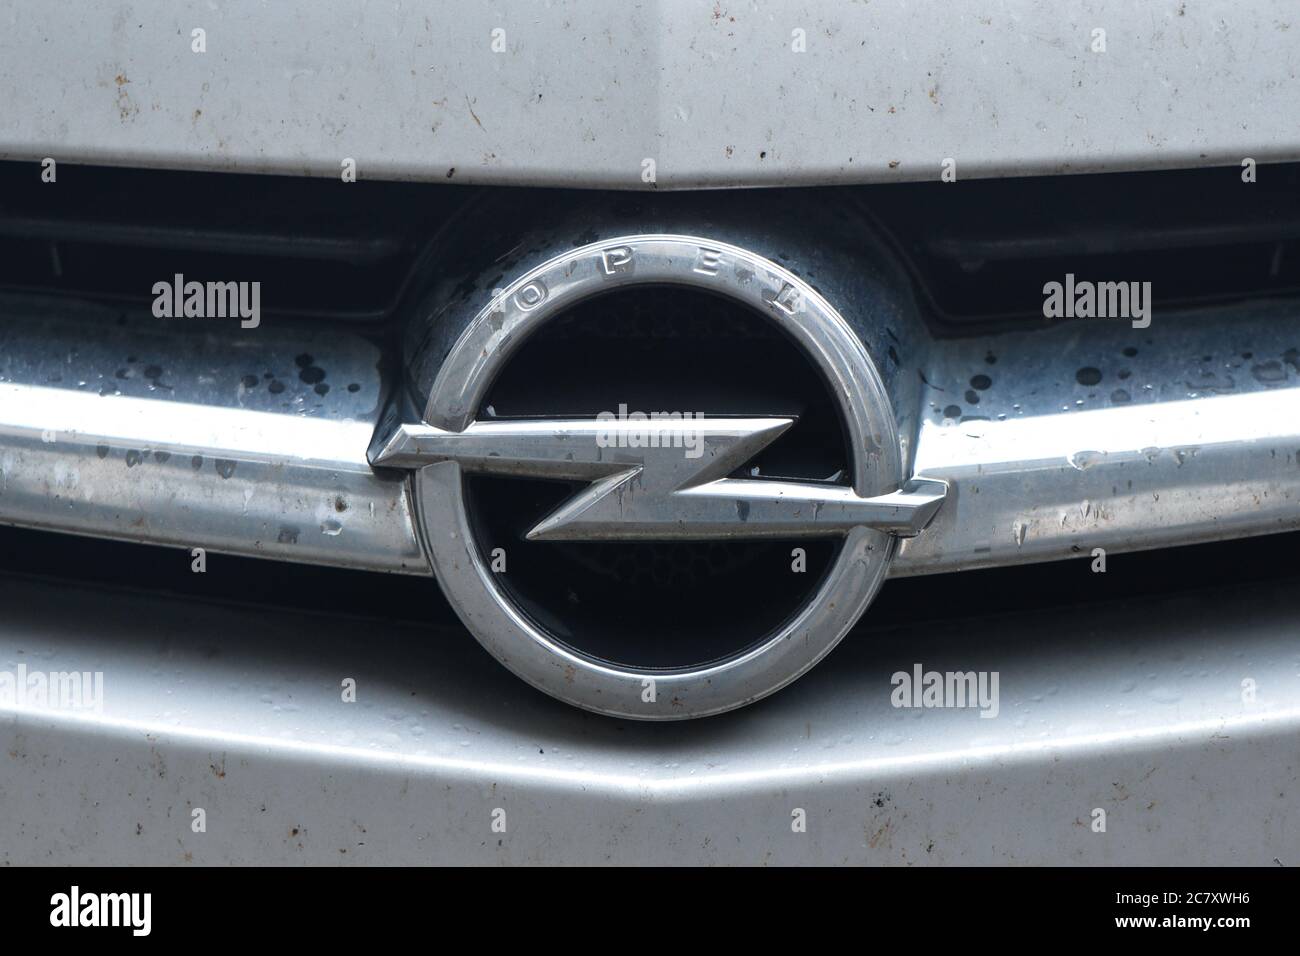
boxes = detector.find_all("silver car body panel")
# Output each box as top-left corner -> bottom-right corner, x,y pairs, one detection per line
1,572 -> 1295,864
0,0 -> 1296,188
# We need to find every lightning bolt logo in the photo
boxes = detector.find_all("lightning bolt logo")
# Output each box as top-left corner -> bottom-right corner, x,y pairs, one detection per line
371,416 -> 946,541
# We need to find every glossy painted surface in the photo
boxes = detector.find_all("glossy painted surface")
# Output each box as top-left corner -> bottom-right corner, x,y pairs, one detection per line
1,571 -> 1294,864
1,1 -> 1296,188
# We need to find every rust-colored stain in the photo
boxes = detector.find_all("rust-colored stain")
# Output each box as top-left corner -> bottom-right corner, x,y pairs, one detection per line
465,96 -> 485,132
114,72 -> 138,122
867,821 -> 891,849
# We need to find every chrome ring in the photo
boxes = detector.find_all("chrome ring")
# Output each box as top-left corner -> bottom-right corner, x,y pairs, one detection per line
413,235 -> 902,718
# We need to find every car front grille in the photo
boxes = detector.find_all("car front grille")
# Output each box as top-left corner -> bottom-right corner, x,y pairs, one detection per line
2,159 -> 1298,716
2,159 -> 1298,571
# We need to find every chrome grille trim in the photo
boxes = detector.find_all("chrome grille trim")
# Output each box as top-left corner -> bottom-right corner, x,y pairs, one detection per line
0,296 -> 424,573
897,298 -> 1300,573
2,296 -> 1299,578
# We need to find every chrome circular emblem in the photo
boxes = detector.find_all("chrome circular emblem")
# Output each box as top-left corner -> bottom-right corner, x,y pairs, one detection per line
374,235 -> 945,719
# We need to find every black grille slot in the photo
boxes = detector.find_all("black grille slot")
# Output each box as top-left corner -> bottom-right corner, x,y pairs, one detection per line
860,162 -> 1300,332
0,161 -> 474,323
5,159 -> 1297,330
